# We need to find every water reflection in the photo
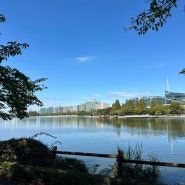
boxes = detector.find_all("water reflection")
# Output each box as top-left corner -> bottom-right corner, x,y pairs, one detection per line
101,117 -> 185,140
1,116 -> 185,183
6,116 -> 185,141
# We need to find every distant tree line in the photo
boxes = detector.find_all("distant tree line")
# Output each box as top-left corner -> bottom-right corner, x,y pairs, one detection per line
110,99 -> 184,116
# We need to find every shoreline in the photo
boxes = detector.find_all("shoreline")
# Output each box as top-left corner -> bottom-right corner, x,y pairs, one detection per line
85,114 -> 185,119
37,114 -> 185,119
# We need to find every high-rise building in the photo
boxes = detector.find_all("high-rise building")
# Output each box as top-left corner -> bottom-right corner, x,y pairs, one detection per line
78,104 -> 86,111
95,102 -> 110,110
85,99 -> 97,111
140,96 -> 166,107
164,78 -> 185,103
165,91 -> 185,103
39,99 -> 110,114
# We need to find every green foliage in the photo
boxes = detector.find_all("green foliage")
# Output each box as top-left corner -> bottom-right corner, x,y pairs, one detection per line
0,162 -> 105,185
112,100 -> 121,114
134,99 -> 147,115
96,107 -> 111,116
28,111 -> 39,116
44,99 -> 184,117
149,100 -> 166,115
109,144 -> 166,185
128,0 -> 177,34
55,156 -> 88,173
0,138 -> 106,185
88,164 -> 100,175
0,13 -> 47,120
168,101 -> 184,114
0,137 -> 88,172
179,68 -> 185,74
0,41 -> 29,62
121,99 -> 135,115
0,138 -> 167,185
0,14 -> 6,23
128,1 -> 185,75
112,99 -> 184,116
150,99 -> 157,109
77,111 -> 92,116
0,138 -> 51,167
0,65 -> 47,120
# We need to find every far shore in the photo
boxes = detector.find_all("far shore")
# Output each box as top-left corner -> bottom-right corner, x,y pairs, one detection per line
37,114 -> 185,119
82,114 -> 185,119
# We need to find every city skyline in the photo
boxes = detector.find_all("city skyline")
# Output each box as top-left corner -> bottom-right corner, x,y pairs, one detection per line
1,1 -> 185,110
39,99 -> 110,114
39,86 -> 185,114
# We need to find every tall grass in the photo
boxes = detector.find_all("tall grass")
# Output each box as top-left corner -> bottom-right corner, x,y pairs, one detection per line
108,143 -> 167,185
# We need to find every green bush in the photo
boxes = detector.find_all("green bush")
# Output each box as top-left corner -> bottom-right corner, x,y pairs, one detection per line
0,162 -> 105,185
55,156 -> 88,172
0,138 -> 88,172
0,138 -> 51,167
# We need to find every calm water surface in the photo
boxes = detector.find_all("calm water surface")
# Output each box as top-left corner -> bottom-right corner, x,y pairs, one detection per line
0,116 -> 185,184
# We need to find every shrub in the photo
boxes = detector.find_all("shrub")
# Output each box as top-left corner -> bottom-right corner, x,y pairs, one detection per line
0,162 -> 105,185
0,138 -> 51,167
0,138 -> 88,172
55,156 -> 88,172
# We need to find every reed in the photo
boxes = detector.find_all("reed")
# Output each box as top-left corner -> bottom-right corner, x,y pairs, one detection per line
109,143 -> 167,185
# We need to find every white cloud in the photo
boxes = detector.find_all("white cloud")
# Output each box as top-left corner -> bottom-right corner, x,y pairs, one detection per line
108,91 -> 151,99
75,56 -> 93,63
93,94 -> 101,97
156,63 -> 164,68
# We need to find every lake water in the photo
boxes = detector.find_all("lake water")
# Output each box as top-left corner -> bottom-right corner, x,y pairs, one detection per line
0,116 -> 185,184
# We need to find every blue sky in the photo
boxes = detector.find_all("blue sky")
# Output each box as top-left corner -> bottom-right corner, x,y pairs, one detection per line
1,0 -> 185,109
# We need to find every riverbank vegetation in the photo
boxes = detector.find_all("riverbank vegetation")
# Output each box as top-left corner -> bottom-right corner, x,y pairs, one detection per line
110,99 -> 184,116
39,99 -> 185,117
0,138 -> 167,185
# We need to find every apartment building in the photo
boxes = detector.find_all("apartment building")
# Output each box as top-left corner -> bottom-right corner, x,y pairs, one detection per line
39,99 -> 110,114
